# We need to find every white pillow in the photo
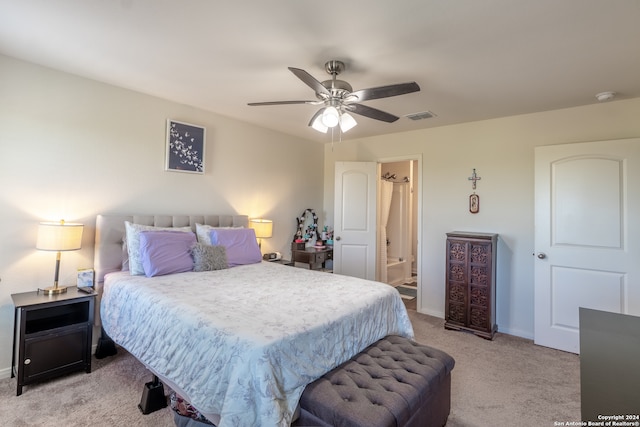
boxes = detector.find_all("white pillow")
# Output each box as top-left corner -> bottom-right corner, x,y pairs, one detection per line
195,223 -> 243,245
124,221 -> 193,275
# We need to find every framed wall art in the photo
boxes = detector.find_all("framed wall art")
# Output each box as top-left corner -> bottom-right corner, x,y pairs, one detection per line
165,119 -> 206,174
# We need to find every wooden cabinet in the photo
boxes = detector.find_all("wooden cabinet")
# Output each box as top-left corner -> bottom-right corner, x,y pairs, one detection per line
11,288 -> 95,395
445,232 -> 497,339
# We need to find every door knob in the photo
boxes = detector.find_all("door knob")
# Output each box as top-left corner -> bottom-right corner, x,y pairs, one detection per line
335,236 -> 341,241
537,253 -> 546,259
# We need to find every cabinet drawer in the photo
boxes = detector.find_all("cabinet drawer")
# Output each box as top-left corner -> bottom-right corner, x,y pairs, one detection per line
292,249 -> 333,270
293,251 -> 326,263
293,251 -> 312,263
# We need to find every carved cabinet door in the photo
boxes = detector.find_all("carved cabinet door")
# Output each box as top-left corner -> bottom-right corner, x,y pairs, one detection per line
445,232 -> 498,339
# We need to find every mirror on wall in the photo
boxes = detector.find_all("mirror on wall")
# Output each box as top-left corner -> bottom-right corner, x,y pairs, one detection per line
293,208 -> 320,247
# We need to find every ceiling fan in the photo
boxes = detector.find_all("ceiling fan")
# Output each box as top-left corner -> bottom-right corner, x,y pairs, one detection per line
248,60 -> 420,133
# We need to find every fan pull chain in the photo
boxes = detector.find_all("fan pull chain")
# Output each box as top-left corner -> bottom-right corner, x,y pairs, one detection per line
331,126 -> 335,150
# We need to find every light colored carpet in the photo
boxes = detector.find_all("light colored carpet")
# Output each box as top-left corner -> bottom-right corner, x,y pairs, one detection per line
0,347 -> 173,427
409,311 -> 581,426
0,311 -> 581,426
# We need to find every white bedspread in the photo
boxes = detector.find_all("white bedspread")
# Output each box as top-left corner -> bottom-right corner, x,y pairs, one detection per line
101,261 -> 414,427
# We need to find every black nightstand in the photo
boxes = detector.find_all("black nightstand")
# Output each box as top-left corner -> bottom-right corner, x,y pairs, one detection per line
11,288 -> 95,396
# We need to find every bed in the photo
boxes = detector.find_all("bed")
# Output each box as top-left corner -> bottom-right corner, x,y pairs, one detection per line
94,214 -> 414,427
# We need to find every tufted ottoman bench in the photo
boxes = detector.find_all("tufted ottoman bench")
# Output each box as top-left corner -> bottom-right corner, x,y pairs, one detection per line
293,335 -> 455,427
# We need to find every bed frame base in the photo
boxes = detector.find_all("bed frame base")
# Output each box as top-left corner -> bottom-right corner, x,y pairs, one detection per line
139,375 -> 168,415
95,327 -> 117,359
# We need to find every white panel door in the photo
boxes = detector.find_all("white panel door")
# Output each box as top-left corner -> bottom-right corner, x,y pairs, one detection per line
333,162 -> 377,280
534,138 -> 640,353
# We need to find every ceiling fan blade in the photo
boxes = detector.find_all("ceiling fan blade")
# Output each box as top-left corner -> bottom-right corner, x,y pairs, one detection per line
350,82 -> 420,102
288,67 -> 331,96
248,100 -> 319,106
347,103 -> 399,123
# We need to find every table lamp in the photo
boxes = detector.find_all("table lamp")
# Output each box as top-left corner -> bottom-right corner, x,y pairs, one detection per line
250,218 -> 273,249
36,219 -> 84,295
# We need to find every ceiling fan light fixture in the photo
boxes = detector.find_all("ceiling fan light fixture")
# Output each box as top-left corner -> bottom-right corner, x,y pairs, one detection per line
311,115 -> 328,133
321,106 -> 340,128
249,60 -> 421,134
339,112 -> 357,133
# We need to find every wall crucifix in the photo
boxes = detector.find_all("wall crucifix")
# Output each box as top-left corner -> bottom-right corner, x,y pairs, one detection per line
468,168 -> 482,190
468,168 -> 481,214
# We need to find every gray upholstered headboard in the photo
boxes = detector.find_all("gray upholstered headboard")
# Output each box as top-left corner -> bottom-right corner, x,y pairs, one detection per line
94,214 -> 249,286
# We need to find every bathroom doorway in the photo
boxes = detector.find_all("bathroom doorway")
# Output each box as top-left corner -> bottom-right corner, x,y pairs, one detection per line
377,159 -> 419,303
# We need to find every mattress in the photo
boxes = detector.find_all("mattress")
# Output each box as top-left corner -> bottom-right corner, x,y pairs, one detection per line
101,261 -> 414,427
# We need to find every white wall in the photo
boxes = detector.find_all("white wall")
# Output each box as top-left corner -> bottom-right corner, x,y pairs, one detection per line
324,97 -> 640,339
0,55 -> 324,376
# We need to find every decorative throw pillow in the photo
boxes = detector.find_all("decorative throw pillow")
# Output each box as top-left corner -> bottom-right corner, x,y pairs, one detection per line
124,221 -> 193,275
195,223 -> 243,245
209,228 -> 262,267
192,243 -> 228,271
139,230 -> 197,277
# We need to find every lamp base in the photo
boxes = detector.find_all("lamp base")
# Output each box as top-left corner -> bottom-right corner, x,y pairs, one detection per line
38,285 -> 68,295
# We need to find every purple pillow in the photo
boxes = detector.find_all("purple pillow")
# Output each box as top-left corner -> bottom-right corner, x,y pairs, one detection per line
209,228 -> 262,267
139,230 -> 197,277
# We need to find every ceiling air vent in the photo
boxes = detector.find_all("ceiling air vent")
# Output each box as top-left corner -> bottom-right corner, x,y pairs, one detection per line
405,111 -> 436,121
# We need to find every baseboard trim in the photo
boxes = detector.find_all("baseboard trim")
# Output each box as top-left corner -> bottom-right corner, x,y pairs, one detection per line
418,307 -> 444,319
0,366 -> 12,380
496,326 -> 533,340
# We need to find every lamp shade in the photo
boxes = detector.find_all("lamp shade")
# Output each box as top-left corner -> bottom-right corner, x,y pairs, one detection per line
311,115 -> 329,133
36,221 -> 84,251
250,219 -> 273,239
339,112 -> 357,133
321,106 -> 340,128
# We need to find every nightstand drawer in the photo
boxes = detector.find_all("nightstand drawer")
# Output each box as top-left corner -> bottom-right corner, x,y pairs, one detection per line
293,250 -> 326,264
291,248 -> 333,270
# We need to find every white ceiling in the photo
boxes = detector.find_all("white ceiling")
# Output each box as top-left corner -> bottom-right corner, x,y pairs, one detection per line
1,0 -> 639,143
